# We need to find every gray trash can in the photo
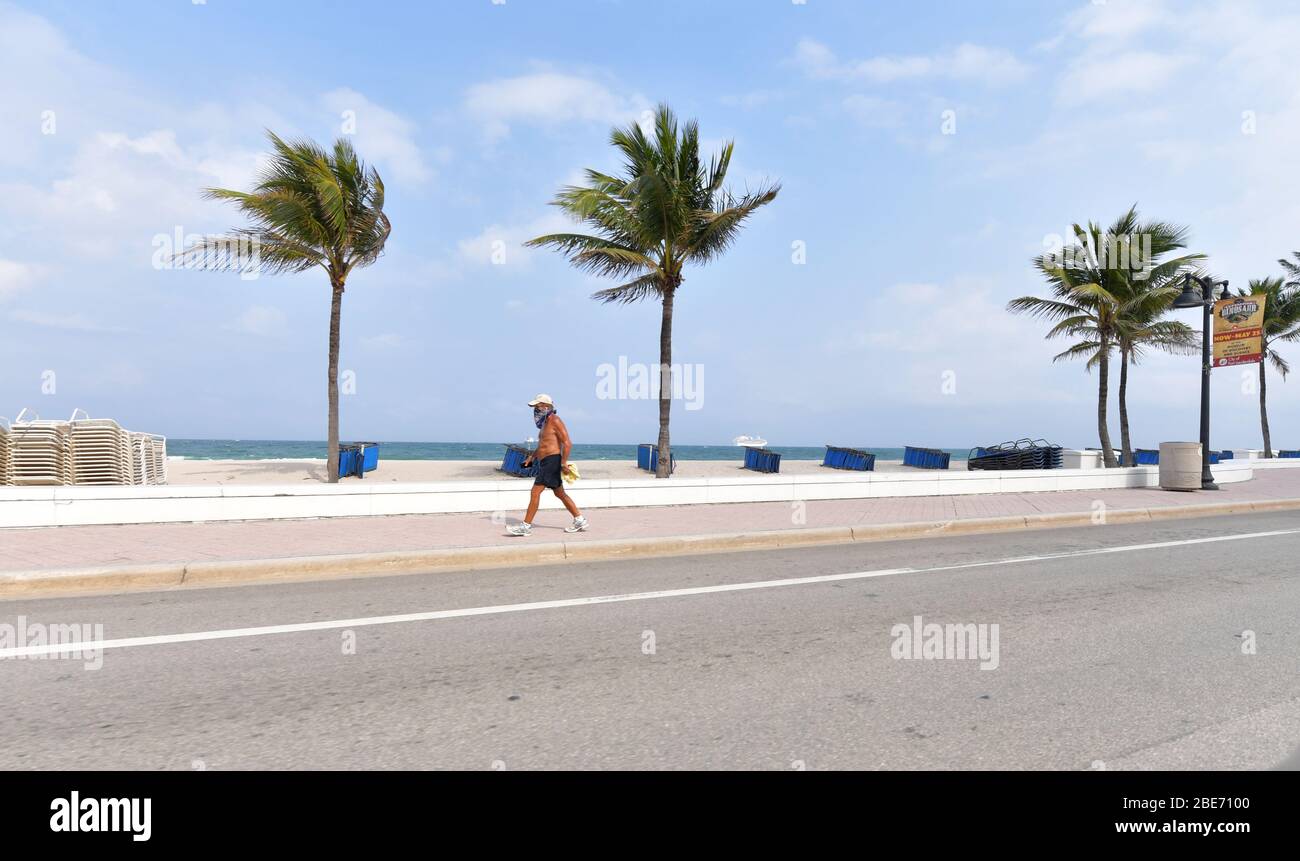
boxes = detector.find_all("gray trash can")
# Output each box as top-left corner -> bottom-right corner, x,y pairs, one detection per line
1159,442 -> 1201,491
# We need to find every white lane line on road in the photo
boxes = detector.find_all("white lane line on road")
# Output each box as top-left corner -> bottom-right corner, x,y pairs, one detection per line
4,527 -> 1300,659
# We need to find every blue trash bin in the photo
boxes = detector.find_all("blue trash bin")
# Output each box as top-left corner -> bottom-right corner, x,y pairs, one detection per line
361,444 -> 379,473
338,447 -> 358,478
637,443 -> 675,473
500,444 -> 540,477
338,442 -> 380,479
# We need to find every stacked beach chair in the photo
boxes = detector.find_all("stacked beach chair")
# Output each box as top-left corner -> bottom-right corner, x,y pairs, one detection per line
70,413 -> 131,485
130,433 -> 149,485
129,432 -> 169,485
153,436 -> 168,484
967,438 -> 1064,471
0,418 -> 12,486
0,409 -> 167,486
9,410 -> 73,486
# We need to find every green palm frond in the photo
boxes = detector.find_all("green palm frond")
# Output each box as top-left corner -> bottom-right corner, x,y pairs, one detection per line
591,273 -> 666,305
1015,207 -> 1206,369
1242,276 -> 1300,381
525,234 -> 655,279
1045,315 -> 1098,339
1279,252 -> 1300,287
1006,296 -> 1085,321
687,185 -> 782,265
1052,340 -> 1104,366
528,103 -> 778,303
184,129 -> 391,284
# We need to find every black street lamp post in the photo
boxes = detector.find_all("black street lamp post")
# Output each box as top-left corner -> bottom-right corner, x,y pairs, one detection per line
1172,273 -> 1229,490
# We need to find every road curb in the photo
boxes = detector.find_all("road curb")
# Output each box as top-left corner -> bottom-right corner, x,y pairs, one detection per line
4,497 -> 1300,599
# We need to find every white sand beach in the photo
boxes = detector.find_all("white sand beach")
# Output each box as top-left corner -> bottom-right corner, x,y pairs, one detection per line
165,457 -> 913,485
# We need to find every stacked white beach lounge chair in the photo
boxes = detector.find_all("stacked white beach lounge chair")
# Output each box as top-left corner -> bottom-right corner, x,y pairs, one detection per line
0,418 -> 12,487
129,432 -> 168,485
9,409 -> 73,486
69,410 -> 131,485
0,409 -> 167,487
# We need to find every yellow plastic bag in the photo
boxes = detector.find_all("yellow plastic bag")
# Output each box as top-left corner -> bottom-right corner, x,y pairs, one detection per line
562,463 -> 580,484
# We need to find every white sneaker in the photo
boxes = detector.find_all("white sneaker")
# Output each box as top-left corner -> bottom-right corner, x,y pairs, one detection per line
506,522 -> 533,537
564,516 -> 589,533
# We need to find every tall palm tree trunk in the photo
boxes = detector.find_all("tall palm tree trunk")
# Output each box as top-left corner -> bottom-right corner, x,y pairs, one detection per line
1260,355 -> 1272,458
1118,346 -> 1132,467
655,287 -> 675,478
1098,338 -> 1117,468
327,279 -> 344,484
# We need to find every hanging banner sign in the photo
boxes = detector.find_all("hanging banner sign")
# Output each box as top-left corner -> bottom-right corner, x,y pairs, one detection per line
1213,294 -> 1267,367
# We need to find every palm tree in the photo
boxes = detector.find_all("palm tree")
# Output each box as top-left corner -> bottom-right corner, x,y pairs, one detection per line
1009,208 -> 1201,467
1114,283 -> 1199,465
526,104 -> 779,477
1009,218 -> 1126,466
1112,283 -> 1201,465
1240,275 -> 1300,457
183,132 -> 391,483
1110,222 -> 1203,466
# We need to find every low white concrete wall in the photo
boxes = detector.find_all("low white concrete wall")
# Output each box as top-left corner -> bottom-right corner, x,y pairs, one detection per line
1061,450 -> 1103,469
0,457 -> 1289,528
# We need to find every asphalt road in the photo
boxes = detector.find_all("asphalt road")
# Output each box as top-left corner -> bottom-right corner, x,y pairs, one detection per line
2,511 -> 1299,770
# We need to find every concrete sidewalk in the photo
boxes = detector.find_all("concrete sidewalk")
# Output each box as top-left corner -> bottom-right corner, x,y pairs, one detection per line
7,468 -> 1300,576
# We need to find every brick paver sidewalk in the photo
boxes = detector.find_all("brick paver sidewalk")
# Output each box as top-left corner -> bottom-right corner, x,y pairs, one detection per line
5,470 -> 1300,572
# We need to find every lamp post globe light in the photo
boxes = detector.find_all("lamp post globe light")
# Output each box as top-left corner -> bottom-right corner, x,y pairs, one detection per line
1172,273 -> 1229,490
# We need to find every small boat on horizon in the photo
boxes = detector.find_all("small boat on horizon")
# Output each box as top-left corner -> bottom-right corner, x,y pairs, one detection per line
732,434 -> 768,448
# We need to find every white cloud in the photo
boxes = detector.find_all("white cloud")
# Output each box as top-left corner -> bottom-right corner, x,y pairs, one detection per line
1066,0 -> 1168,41
2,129 -> 262,260
1058,50 -> 1191,105
321,88 -> 433,184
1035,0 -> 1300,276
457,212 -> 571,268
792,38 -> 1029,86
464,71 -> 649,142
0,2 -> 143,170
790,38 -> 840,78
0,260 -> 46,300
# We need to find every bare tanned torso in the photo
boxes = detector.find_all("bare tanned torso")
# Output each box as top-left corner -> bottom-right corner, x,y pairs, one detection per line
535,414 -> 571,462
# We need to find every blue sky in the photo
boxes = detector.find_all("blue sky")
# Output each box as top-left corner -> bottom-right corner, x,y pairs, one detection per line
3,0 -> 1300,449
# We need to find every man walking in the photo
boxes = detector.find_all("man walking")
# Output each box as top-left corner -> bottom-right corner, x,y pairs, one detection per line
507,394 -> 589,536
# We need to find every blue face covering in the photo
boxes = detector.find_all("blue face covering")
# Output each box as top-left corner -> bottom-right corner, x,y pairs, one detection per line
533,406 -> 554,429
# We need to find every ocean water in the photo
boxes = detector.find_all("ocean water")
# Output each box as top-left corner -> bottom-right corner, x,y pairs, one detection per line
168,440 -> 970,462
